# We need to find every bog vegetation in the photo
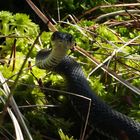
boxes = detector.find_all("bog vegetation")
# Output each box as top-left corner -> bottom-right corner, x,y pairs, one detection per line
0,0 -> 140,139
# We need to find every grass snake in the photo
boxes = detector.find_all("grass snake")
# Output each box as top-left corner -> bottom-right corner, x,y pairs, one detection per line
36,31 -> 140,140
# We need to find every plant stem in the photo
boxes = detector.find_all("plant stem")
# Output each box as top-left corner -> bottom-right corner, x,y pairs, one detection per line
1,31 -> 42,140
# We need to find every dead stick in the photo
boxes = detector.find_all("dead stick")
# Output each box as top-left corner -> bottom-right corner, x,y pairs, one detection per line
26,0 -> 57,32
80,3 -> 140,18
75,45 -> 140,95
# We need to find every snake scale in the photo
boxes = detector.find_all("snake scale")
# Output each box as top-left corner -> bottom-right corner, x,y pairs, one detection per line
36,31 -> 140,140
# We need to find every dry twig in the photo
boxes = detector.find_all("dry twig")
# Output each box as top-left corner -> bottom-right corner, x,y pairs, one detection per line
80,3 -> 140,18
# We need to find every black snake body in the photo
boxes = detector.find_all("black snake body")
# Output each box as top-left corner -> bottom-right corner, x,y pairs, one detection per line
36,32 -> 140,140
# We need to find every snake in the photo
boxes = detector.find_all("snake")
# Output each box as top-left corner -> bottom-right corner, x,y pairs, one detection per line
35,31 -> 140,140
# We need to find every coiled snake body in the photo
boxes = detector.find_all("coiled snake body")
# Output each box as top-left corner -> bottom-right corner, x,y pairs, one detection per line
36,31 -> 140,140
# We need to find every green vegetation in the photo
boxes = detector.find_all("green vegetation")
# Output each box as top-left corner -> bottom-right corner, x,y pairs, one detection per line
40,0 -> 117,18
0,0 -> 140,139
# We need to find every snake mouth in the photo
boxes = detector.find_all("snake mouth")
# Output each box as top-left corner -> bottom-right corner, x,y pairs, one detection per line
51,31 -> 75,49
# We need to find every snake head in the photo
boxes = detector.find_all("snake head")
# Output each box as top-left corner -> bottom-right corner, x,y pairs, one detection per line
51,31 -> 75,50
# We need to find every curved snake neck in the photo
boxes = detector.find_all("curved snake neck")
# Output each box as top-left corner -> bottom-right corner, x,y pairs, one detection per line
36,31 -> 74,69
36,31 -> 140,140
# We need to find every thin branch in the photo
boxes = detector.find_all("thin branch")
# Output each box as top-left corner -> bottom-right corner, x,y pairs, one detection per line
80,99 -> 92,140
80,3 -> 140,18
3,79 -> 91,101
1,32 -> 42,140
0,73 -> 31,140
12,39 -> 16,71
18,104 -> 60,109
0,126 -> 16,140
75,45 -> 140,96
95,10 -> 140,22
26,0 -> 57,32
7,108 -> 24,140
104,20 -> 135,27
116,59 -> 140,73
88,34 -> 140,75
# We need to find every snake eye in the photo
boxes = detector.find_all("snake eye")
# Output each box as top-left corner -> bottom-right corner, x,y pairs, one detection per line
66,34 -> 73,43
